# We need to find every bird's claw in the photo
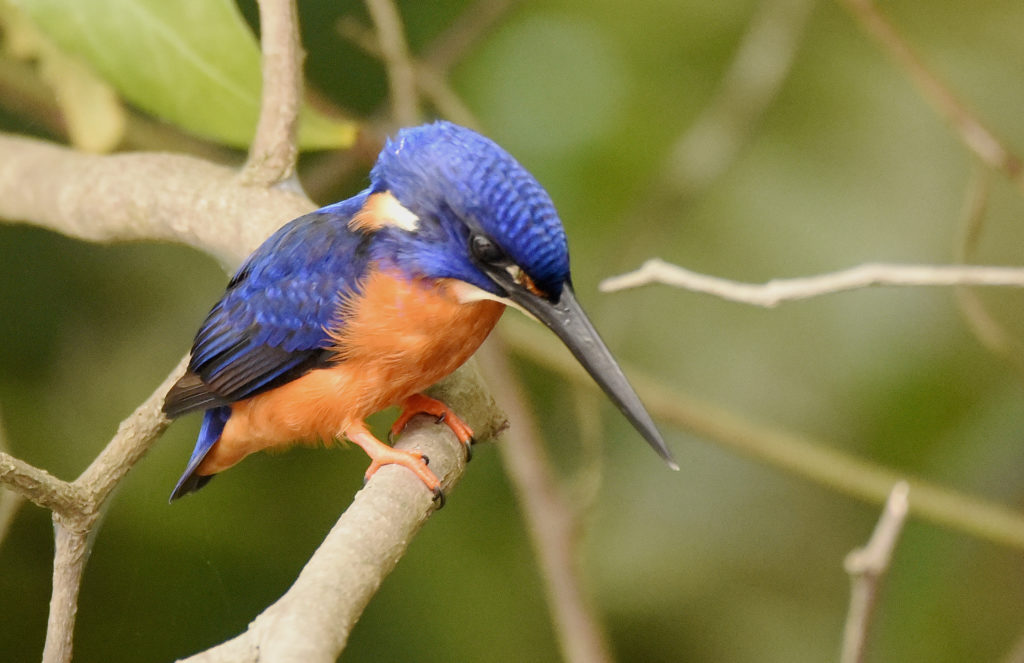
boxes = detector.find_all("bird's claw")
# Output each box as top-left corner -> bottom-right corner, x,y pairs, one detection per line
432,486 -> 446,509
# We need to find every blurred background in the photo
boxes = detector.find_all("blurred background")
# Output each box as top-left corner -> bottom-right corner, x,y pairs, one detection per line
2,0 -> 1024,661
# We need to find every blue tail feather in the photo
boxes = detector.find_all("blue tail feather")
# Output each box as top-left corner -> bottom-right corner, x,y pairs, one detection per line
169,406 -> 230,502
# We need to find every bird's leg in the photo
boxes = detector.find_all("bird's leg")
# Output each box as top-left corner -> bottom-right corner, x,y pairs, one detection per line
390,393 -> 475,461
346,421 -> 445,506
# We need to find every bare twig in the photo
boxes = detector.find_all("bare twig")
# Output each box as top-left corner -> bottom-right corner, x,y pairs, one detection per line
421,0 -> 521,73
662,0 -> 816,197
952,170 -> 1024,378
363,0 -> 420,126
840,481 -> 910,663
600,259 -> 1024,307
241,0 -> 304,186
337,19 -> 480,129
500,314 -> 1024,549
837,0 -> 1024,191
479,337 -> 614,663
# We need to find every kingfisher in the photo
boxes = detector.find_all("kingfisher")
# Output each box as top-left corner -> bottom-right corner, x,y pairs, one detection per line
163,121 -> 677,505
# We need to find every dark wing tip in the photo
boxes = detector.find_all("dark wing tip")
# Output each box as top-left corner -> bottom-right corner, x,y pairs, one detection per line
163,371 -> 225,418
168,473 -> 215,502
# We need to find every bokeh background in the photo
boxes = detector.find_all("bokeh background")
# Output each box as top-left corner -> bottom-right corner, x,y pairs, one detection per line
3,0 -> 1024,661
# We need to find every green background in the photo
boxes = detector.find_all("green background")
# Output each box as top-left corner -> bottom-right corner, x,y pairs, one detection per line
2,0 -> 1024,661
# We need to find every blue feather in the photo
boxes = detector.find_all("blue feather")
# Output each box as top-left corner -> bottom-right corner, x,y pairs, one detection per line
169,406 -> 230,500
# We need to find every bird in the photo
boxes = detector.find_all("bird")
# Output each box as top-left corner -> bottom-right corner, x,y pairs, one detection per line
163,121 -> 677,505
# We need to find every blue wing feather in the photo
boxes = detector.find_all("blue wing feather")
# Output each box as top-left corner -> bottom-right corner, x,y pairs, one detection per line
169,406 -> 230,500
164,194 -> 374,417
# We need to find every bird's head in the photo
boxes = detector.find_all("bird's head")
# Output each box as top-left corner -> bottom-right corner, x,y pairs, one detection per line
360,121 -> 677,469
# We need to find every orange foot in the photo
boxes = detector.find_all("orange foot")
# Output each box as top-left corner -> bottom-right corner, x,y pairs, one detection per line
390,393 -> 475,461
346,421 -> 445,508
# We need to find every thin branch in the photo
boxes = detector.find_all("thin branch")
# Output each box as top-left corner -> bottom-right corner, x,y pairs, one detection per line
241,0 -> 304,186
479,338 -> 614,663
337,19 -> 480,129
661,0 -> 817,197
499,314 -> 1024,549
363,0 -> 420,126
837,0 -> 1024,191
0,451 -> 78,515
600,259 -> 1024,307
178,364 -> 506,663
952,170 -> 1024,379
421,0 -> 521,74
840,481 -> 910,663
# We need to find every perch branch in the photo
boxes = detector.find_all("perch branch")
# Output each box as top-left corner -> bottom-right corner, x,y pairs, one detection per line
840,481 -> 910,663
241,0 -> 304,186
600,259 -> 1024,306
179,363 -> 506,663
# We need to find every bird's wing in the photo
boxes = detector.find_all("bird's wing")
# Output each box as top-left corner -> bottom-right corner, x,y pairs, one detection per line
164,201 -> 374,417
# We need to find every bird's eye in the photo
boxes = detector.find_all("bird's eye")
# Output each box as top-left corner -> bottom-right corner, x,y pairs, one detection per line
469,233 -> 507,265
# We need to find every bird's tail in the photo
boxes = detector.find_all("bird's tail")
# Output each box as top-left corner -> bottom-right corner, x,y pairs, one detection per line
169,406 -> 230,502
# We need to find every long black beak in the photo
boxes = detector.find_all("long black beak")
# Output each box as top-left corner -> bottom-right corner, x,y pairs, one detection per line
500,278 -> 679,470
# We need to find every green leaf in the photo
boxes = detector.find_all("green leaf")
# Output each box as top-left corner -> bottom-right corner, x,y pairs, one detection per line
15,0 -> 355,150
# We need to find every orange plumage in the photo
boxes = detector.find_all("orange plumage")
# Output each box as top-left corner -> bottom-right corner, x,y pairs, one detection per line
194,270 -> 504,478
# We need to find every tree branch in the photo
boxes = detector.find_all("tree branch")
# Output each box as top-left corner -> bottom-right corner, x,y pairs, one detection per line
479,338 -> 614,663
241,0 -> 304,186
0,132 -> 314,268
363,0 -> 420,126
499,314 -> 1024,550
661,0 -> 816,198
600,258 -> 1024,306
836,0 -> 1024,190
178,363 -> 506,663
840,481 -> 910,663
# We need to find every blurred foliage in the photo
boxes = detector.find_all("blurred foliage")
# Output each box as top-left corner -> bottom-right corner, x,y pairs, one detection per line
2,0 -> 1024,661
13,0 -> 354,149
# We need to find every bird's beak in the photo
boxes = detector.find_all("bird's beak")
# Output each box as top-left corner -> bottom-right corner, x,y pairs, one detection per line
499,278 -> 679,470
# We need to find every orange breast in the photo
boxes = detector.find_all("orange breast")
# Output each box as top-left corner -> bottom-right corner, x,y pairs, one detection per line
197,270 -> 504,474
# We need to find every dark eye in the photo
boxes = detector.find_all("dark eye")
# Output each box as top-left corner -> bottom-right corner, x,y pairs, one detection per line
470,233 -> 507,265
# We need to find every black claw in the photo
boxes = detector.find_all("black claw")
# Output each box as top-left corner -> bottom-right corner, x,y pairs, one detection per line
387,429 -> 395,443
435,412 -> 446,424
421,454 -> 430,466
432,486 -> 446,509
463,438 -> 475,462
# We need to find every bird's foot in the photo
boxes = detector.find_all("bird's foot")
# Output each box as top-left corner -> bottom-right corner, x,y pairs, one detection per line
390,393 -> 475,462
348,423 -> 445,508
